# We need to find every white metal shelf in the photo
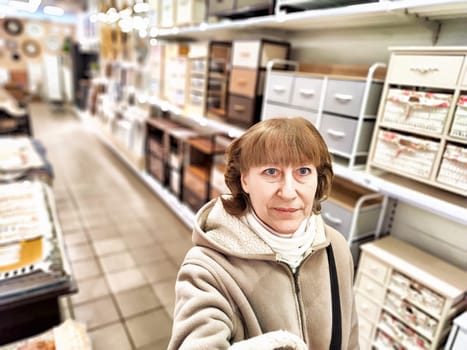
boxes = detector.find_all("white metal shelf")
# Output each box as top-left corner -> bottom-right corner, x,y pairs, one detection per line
334,164 -> 467,226
151,0 -> 467,40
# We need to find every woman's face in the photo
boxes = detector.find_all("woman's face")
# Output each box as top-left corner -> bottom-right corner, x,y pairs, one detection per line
241,164 -> 318,234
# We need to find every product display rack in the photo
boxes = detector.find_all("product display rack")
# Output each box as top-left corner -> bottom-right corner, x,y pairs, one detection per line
83,0 -> 467,286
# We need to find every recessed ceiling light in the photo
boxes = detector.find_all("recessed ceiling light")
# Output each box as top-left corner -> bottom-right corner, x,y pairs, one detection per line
43,5 -> 65,16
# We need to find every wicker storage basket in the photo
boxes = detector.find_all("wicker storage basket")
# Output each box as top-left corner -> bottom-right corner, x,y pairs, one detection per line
450,95 -> 467,140
372,130 -> 439,179
436,144 -> 467,193
382,89 -> 451,134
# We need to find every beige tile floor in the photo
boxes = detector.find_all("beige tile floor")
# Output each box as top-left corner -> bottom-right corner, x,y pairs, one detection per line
31,103 -> 192,349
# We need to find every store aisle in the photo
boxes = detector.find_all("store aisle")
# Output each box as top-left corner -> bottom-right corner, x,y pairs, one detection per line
31,103 -> 192,350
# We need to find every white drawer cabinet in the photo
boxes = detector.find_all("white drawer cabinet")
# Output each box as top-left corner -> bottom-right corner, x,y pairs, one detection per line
354,236 -> 467,350
368,47 -> 467,196
262,62 -> 385,168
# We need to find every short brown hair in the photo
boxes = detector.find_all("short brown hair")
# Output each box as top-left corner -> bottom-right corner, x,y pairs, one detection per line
222,117 -> 333,217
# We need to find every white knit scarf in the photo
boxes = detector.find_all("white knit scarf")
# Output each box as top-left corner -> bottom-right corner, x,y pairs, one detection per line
244,210 -> 316,272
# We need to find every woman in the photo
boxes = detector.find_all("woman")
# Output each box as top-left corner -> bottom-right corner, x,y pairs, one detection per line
168,117 -> 359,350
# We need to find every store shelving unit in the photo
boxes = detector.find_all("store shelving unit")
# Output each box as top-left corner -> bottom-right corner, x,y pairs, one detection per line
152,0 -> 467,42
83,0 -> 467,275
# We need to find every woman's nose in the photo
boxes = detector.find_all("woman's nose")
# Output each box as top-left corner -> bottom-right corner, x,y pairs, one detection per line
278,172 -> 297,198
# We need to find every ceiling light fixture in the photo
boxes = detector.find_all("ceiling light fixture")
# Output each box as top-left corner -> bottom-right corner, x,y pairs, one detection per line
43,5 -> 65,16
134,2 -> 149,13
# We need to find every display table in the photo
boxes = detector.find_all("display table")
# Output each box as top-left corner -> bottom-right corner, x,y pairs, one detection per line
0,181 -> 76,345
0,137 -> 53,184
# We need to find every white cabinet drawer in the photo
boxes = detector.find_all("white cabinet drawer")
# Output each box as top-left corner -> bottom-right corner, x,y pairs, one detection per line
321,201 -> 353,239
387,54 -> 464,87
355,293 -> 381,324
319,113 -> 375,155
262,103 -> 318,125
358,253 -> 389,284
356,273 -> 386,304
265,73 -> 293,104
323,79 -> 366,118
291,76 -> 324,110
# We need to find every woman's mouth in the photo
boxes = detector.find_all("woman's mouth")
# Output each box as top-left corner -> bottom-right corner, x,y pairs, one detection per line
274,208 -> 298,213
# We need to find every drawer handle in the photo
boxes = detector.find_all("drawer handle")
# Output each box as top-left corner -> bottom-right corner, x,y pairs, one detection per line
273,85 -> 286,93
409,66 -> 439,74
237,80 -> 248,86
233,104 -> 245,112
323,212 -> 342,225
326,129 -> 346,138
334,93 -> 353,102
299,89 -> 315,97
240,52 -> 250,58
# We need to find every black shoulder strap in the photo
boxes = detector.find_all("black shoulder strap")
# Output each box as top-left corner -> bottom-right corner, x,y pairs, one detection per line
327,244 -> 342,350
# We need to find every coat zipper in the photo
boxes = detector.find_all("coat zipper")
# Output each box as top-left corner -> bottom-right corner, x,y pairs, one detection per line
276,255 -> 307,342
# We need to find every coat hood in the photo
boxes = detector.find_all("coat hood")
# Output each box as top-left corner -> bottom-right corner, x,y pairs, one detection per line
193,196 -> 330,260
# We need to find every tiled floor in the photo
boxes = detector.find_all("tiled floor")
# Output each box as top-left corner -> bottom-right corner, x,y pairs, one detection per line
31,103 -> 192,349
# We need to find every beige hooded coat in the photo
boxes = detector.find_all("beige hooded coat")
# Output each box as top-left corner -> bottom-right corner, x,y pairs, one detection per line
168,198 -> 360,350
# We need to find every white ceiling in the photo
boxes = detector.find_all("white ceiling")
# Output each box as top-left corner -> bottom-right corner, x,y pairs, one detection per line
0,0 -> 90,17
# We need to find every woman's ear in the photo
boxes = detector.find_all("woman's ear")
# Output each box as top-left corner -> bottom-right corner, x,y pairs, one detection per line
240,173 -> 249,194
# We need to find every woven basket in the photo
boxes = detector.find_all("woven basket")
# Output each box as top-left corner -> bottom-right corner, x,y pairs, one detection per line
450,95 -> 467,140
373,130 -> 439,179
383,89 -> 451,134
436,144 -> 467,192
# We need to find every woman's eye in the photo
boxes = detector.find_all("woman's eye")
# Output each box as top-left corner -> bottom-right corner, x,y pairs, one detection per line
263,168 -> 278,176
297,167 -> 312,176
